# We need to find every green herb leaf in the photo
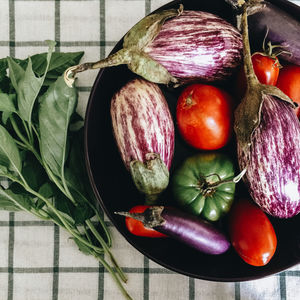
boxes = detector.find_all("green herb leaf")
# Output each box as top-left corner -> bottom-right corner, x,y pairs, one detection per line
17,41 -> 55,124
38,182 -> 54,198
39,75 -> 77,178
7,57 -> 25,93
0,125 -> 22,175
0,187 -> 33,211
0,58 -> 7,76
1,50 -> 84,86
72,237 -> 94,255
22,154 -> 47,190
33,51 -> 84,77
66,129 -> 97,204
0,93 -> 17,113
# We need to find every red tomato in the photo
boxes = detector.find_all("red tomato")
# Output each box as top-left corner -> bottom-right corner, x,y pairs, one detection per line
125,205 -> 167,237
176,84 -> 233,150
228,199 -> 277,267
276,65 -> 300,118
236,52 -> 280,99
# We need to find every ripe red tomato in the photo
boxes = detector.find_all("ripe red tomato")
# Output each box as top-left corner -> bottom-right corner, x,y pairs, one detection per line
236,52 -> 280,99
176,84 -> 233,150
276,65 -> 300,118
228,199 -> 277,266
125,205 -> 167,237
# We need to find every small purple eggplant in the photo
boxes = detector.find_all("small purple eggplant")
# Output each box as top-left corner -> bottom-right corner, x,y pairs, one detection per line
116,206 -> 230,255
64,5 -> 242,87
226,0 -> 300,65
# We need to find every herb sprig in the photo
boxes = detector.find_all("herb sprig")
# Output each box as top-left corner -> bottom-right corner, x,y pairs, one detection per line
0,41 -> 132,300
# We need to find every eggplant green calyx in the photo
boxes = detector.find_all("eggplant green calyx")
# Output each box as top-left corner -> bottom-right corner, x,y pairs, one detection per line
115,206 -> 165,228
129,153 -> 169,205
64,5 -> 183,87
233,1 -> 295,154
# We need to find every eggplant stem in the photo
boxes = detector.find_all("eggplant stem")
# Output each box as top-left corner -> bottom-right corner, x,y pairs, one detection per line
115,211 -> 147,223
115,206 -> 165,228
64,49 -> 131,87
241,3 -> 259,89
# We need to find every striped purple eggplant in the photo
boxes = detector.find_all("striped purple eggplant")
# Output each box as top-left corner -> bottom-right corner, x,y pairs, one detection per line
237,95 -> 300,218
64,5 -> 243,87
110,78 -> 174,203
144,10 -> 243,82
234,2 -> 300,218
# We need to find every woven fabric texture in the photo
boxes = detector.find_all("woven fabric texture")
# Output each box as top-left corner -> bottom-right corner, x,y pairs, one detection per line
0,0 -> 299,299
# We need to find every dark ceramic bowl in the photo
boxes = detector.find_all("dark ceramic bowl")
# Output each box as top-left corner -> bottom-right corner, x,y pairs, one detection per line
84,0 -> 300,281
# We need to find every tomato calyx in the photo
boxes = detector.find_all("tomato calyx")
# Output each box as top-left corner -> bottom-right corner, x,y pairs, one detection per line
260,27 -> 287,66
197,169 -> 247,196
184,94 -> 196,108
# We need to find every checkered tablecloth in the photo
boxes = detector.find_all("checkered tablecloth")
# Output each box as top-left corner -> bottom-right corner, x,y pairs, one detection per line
0,0 -> 300,299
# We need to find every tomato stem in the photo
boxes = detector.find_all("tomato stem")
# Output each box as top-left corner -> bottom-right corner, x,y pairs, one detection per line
203,168 -> 247,191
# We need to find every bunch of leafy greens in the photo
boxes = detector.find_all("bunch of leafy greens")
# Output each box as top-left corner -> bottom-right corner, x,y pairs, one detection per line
0,41 -> 132,300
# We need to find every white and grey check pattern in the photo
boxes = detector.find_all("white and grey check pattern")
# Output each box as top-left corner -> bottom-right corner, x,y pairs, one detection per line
0,0 -> 300,299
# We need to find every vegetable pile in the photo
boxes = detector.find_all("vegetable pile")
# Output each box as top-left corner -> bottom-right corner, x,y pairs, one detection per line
95,0 -> 298,274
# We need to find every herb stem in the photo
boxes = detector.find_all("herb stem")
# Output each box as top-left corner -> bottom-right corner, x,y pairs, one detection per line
86,219 -> 127,283
92,252 -> 133,300
23,184 -> 131,298
23,184 -> 104,253
69,187 -> 112,247
10,115 -> 29,146
22,119 -> 33,144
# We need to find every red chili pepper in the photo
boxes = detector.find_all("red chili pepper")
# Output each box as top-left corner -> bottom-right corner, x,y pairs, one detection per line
125,205 -> 167,237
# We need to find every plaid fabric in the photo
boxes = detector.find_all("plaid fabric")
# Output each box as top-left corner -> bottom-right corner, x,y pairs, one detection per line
0,0 -> 300,299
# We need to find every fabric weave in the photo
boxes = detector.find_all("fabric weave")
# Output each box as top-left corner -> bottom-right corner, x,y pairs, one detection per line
0,0 -> 299,299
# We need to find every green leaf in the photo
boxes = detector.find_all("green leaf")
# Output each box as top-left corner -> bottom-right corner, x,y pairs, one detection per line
7,57 -> 25,93
0,58 -> 7,75
66,129 -> 97,203
17,58 -> 44,122
39,75 -> 77,178
0,187 -> 33,211
32,51 -> 84,77
0,198 -> 21,211
0,125 -> 22,175
2,112 -> 12,125
0,93 -> 17,114
38,182 -> 54,198
43,188 -> 76,226
17,42 -> 55,123
72,237 -> 93,255
22,154 -> 47,190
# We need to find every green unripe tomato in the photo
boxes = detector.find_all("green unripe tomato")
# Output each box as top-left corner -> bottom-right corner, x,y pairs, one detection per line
172,152 -> 237,222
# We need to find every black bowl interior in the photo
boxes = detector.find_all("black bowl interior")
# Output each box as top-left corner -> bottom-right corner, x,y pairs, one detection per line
84,0 -> 300,281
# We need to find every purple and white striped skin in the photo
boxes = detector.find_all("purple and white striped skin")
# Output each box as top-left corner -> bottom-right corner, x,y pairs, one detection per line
110,78 -> 174,171
144,10 -> 243,82
237,95 -> 300,218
